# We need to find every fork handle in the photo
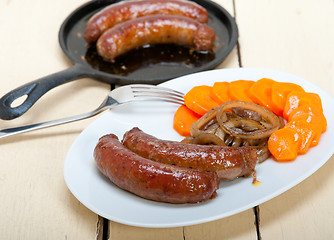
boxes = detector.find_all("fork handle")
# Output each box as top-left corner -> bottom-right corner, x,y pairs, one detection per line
0,63 -> 91,120
0,110 -> 95,139
0,96 -> 118,139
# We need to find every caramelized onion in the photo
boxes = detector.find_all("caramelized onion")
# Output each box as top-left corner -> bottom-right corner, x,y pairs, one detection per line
253,145 -> 271,163
183,101 -> 285,163
216,101 -> 280,140
190,107 -> 218,137
183,133 -> 226,146
232,107 -> 262,121
223,118 -> 265,132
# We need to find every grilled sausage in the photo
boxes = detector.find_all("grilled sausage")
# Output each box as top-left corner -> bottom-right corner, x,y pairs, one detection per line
85,0 -> 209,44
94,134 -> 220,203
122,127 -> 258,180
96,15 -> 215,62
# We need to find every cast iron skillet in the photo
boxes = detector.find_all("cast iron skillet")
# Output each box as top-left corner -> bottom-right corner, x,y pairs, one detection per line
0,0 -> 238,120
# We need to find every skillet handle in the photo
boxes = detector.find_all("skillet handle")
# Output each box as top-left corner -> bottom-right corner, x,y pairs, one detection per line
0,64 -> 92,120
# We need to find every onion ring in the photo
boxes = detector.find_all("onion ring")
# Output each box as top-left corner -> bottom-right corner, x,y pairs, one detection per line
184,133 -> 226,146
183,101 -> 284,163
232,107 -> 262,121
216,101 -> 280,140
190,107 -> 218,137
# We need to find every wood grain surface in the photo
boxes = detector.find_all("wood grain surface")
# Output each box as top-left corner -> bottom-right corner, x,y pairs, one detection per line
0,0 -> 333,239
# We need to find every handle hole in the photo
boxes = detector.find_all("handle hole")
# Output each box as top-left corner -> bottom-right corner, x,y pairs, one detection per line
10,94 -> 28,108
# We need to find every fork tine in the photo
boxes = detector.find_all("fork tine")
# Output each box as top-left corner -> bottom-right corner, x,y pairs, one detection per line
134,96 -> 184,104
130,84 -> 184,98
132,91 -> 184,101
132,89 -> 184,100
132,93 -> 184,104
129,84 -> 185,104
133,97 -> 184,105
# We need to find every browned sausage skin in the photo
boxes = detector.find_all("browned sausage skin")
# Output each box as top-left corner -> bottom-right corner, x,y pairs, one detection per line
96,15 -> 215,62
94,134 -> 220,203
122,127 -> 258,181
85,0 -> 209,44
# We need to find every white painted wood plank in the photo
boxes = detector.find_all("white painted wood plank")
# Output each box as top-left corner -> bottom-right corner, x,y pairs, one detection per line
235,0 -> 334,239
235,0 -> 334,94
0,0 -> 109,239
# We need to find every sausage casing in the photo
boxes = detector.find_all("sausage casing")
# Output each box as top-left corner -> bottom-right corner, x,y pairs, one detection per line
85,0 -> 209,44
96,15 -> 215,62
94,134 -> 220,203
122,127 -> 258,180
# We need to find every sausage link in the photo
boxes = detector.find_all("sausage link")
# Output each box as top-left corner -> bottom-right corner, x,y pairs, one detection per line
122,127 -> 258,180
85,0 -> 209,44
94,134 -> 220,203
96,15 -> 215,62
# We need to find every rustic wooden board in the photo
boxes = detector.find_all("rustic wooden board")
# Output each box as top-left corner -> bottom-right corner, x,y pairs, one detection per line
0,0 -> 109,239
235,0 -> 334,239
1,0 -> 333,239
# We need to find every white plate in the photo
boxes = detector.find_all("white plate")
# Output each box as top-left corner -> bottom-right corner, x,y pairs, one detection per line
64,68 -> 334,228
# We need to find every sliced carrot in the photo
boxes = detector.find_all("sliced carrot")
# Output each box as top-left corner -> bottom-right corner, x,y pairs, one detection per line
288,104 -> 327,133
184,85 -> 219,116
210,82 -> 231,105
283,91 -> 323,120
247,78 -> 276,109
285,121 -> 316,154
288,113 -> 323,147
268,128 -> 300,162
173,105 -> 201,137
270,82 -> 305,117
228,80 -> 255,102
177,80 -> 327,163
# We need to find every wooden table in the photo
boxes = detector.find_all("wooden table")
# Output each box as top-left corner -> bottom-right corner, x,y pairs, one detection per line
1,0 -> 333,239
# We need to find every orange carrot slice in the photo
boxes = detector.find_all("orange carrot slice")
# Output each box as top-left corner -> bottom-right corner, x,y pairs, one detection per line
283,91 -> 323,120
285,121 -> 316,154
288,113 -> 323,147
268,128 -> 300,162
247,78 -> 276,108
173,105 -> 201,137
183,85 -> 219,116
288,104 -> 327,133
228,80 -> 255,102
271,82 -> 305,117
210,82 -> 231,105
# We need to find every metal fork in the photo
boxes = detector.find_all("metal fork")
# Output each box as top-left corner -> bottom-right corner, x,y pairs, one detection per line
0,84 -> 184,139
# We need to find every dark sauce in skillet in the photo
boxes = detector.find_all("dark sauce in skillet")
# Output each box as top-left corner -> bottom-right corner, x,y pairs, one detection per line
85,44 -> 215,76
